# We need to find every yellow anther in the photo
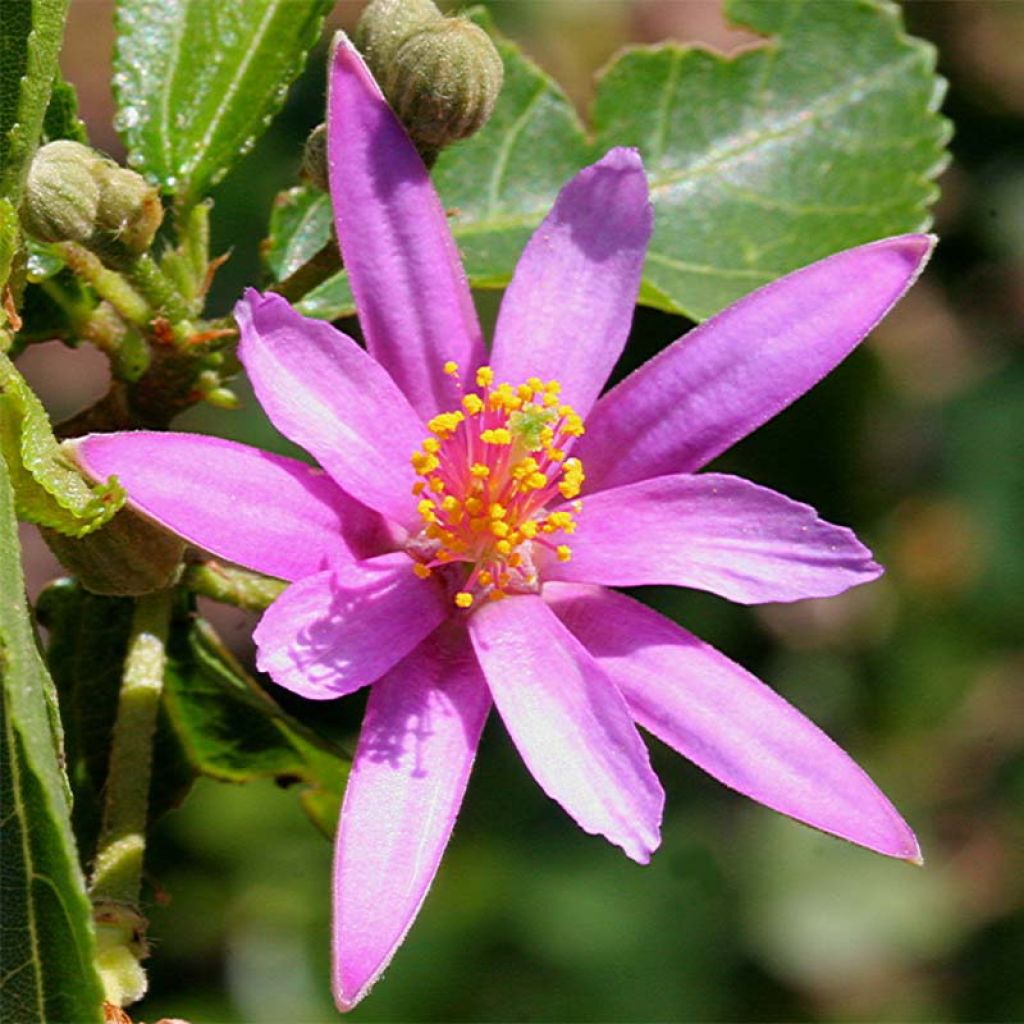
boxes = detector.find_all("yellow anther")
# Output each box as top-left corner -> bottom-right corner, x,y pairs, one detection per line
455,591 -> 474,609
495,539 -> 512,555
517,383 -> 535,401
465,496 -> 483,515
488,503 -> 507,519
442,495 -> 460,512
508,553 -> 523,568
527,377 -> 544,392
547,447 -> 565,462
444,360 -> 459,376
480,428 -> 512,445
411,481 -> 425,496
544,380 -> 561,394
542,392 -> 560,407
428,477 -> 445,493
412,563 -> 432,579
462,393 -> 484,415
491,521 -> 510,538
539,427 -> 555,447
526,472 -> 548,491
411,452 -> 439,474
470,463 -> 490,478
417,499 -> 437,522
556,545 -> 572,562
422,437 -> 441,454
520,520 -> 539,539
488,589 -> 507,602
427,411 -> 465,436
475,366 -> 494,388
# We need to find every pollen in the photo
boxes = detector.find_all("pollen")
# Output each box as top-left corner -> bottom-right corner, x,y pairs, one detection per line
409,363 -> 587,607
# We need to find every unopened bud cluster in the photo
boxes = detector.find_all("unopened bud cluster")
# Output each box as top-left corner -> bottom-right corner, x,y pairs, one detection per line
21,141 -> 162,263
356,0 -> 503,154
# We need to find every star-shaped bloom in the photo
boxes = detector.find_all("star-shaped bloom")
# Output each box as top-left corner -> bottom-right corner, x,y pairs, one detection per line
76,36 -> 933,1012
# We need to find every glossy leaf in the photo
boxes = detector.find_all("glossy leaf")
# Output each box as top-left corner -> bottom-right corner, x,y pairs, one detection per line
0,460 -> 104,1024
0,0 -> 70,203
114,0 -> 333,205
279,1 -> 948,323
0,352 -> 125,535
163,616 -> 349,838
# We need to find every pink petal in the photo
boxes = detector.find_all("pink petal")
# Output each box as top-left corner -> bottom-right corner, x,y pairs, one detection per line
253,553 -> 447,699
73,431 -> 374,581
489,149 -> 652,417
547,583 -> 921,861
578,235 -> 935,491
235,290 -> 424,530
333,628 -> 491,1012
327,35 -> 485,420
546,473 -> 881,604
469,594 -> 663,863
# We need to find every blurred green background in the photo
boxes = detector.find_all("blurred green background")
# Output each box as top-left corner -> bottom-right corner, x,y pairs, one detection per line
17,1 -> 1024,1021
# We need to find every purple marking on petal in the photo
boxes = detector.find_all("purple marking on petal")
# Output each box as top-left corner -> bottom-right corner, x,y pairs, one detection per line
74,431 -> 375,580
235,290 -> 424,530
327,35 -> 485,420
333,628 -> 490,1012
469,594 -> 663,863
578,235 -> 935,491
545,473 -> 881,604
547,583 -> 921,861
253,552 -> 448,700
490,148 -> 652,418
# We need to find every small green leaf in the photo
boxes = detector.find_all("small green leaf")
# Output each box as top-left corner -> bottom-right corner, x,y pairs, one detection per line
274,1 -> 948,323
163,616 -> 348,838
0,198 -> 16,291
264,185 -> 332,282
0,351 -> 126,536
114,0 -> 333,205
0,0 -> 71,203
0,460 -> 104,1024
42,73 -> 88,144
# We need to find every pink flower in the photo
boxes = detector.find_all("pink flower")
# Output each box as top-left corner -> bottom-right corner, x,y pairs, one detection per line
76,37 -> 933,1012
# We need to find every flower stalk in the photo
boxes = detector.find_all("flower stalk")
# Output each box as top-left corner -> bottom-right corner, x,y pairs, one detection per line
90,589 -> 172,907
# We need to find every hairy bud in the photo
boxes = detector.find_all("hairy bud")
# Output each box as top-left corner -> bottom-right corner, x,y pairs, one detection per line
385,18 -> 504,150
302,123 -> 329,191
354,0 -> 441,72
355,0 -> 504,155
21,141 -> 163,261
20,140 -> 102,245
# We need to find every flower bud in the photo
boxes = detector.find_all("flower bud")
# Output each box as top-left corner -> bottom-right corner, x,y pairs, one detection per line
383,17 -> 504,151
20,140 -> 163,261
20,140 -> 102,245
354,0 -> 441,73
302,123 -> 329,191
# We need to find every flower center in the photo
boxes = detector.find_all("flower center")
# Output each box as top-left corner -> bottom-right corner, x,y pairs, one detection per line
407,363 -> 585,608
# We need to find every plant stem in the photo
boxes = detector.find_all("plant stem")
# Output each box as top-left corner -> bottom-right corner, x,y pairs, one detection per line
89,590 -> 172,907
183,559 -> 287,611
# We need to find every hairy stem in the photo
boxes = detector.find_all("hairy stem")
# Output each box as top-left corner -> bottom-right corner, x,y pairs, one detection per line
183,559 -> 287,612
89,590 -> 172,907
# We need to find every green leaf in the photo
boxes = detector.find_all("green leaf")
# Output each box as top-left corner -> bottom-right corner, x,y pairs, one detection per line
0,351 -> 126,536
114,0 -> 333,206
592,0 -> 950,320
0,198 -> 16,291
277,1 -> 948,323
42,73 -> 88,144
0,460 -> 104,1024
163,616 -> 348,838
0,0 -> 71,203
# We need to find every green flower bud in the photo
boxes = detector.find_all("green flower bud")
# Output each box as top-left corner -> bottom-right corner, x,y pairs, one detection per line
20,141 -> 163,262
302,123 -> 329,191
383,17 -> 504,151
20,140 -> 102,245
355,0 -> 442,74
94,163 -> 163,257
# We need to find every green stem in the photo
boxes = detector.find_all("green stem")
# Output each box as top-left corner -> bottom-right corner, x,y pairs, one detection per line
89,590 -> 172,907
121,252 -> 192,327
183,559 -> 287,612
56,242 -> 150,328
